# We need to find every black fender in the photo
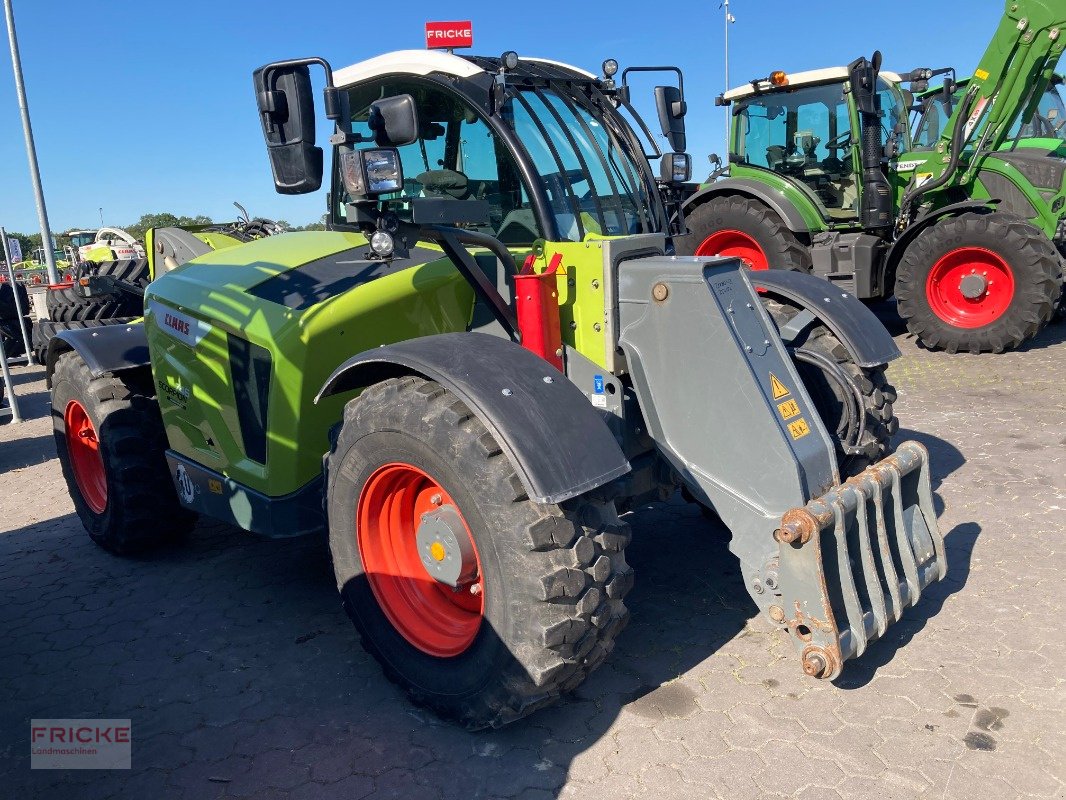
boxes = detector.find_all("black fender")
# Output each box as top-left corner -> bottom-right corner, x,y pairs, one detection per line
682,177 -> 810,232
884,200 -> 998,290
317,332 -> 631,505
754,270 -> 900,368
45,321 -> 150,387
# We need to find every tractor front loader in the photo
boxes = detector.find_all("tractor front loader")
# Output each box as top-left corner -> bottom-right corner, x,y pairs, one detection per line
680,0 -> 1066,354
46,48 -> 945,728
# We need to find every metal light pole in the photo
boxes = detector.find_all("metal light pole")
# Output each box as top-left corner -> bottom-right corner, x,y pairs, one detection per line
0,226 -> 35,365
3,0 -> 59,285
723,0 -> 735,157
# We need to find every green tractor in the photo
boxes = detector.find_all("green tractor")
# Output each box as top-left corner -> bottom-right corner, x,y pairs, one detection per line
678,0 -> 1066,354
46,48 -> 945,728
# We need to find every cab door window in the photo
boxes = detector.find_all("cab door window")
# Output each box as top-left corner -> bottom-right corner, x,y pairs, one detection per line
340,80 -> 541,245
735,82 -> 857,219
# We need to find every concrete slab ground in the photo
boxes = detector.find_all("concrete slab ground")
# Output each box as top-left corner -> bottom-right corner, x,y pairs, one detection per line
1,318 -> 1063,799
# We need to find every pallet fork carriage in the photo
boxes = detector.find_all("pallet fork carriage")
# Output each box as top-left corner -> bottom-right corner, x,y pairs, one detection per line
47,47 -> 947,727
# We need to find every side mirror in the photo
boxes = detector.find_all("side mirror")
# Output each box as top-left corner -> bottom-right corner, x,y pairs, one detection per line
253,64 -> 323,195
368,95 -> 419,147
654,85 -> 687,153
708,153 -> 722,170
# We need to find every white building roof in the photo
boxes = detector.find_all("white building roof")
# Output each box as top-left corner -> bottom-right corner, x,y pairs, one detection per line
723,66 -> 903,101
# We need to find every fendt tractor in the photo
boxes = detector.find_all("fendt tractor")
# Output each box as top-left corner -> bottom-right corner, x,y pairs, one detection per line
678,0 -> 1066,354
47,48 -> 945,729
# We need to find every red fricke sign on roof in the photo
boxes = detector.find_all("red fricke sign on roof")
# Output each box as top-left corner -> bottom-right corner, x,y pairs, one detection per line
425,21 -> 473,49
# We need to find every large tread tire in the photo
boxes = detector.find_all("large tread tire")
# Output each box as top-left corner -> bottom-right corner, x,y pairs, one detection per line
46,286 -> 141,322
326,376 -> 632,729
764,297 -> 898,476
895,212 -> 1061,353
674,195 -> 812,272
51,351 -> 196,553
93,258 -> 151,287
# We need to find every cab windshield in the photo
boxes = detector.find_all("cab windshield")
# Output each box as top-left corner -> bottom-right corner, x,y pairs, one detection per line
340,78 -> 658,245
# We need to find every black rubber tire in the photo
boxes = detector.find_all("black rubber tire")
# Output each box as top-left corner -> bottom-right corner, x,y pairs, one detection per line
46,285 -> 141,322
895,212 -> 1061,353
0,317 -> 27,359
36,318 -> 137,363
674,195 -> 812,272
93,258 -> 151,287
51,351 -> 196,553
326,376 -> 633,729
0,281 -> 30,321
764,296 -> 898,476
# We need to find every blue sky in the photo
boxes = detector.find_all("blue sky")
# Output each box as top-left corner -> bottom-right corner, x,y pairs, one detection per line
0,1 -> 1013,234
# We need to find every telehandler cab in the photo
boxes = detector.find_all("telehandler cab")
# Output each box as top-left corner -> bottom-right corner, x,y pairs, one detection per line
47,49 -> 945,728
679,0 -> 1066,354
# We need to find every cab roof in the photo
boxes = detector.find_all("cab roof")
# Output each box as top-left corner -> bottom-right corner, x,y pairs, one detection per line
723,66 -> 904,102
333,49 -> 597,89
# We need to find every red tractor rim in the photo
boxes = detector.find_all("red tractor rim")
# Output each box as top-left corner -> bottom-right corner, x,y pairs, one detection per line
356,462 -> 484,657
64,400 -> 107,514
695,229 -> 769,270
925,247 -> 1015,329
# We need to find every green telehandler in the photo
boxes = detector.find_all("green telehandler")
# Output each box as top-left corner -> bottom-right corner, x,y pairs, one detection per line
46,48 -> 945,728
678,0 -> 1066,354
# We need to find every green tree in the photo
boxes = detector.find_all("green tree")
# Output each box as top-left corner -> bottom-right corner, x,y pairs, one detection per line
125,212 -> 213,241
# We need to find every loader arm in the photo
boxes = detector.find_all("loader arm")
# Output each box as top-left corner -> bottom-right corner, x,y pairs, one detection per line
940,0 -> 1066,182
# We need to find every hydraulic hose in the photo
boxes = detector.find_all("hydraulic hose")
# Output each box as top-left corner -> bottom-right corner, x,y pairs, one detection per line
899,88 -> 977,218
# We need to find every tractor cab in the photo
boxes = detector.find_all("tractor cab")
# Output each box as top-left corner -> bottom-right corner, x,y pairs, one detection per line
721,66 -> 909,222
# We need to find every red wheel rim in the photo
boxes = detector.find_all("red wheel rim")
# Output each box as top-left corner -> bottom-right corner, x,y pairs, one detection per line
695,229 -> 769,270
64,400 -> 107,514
925,247 -> 1015,328
356,463 -> 484,657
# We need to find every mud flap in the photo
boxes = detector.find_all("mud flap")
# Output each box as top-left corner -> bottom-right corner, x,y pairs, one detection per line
770,441 -> 946,679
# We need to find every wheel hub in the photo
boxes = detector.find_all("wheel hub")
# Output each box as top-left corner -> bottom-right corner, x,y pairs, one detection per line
416,505 -> 478,588
958,273 -> 988,299
925,246 -> 1015,328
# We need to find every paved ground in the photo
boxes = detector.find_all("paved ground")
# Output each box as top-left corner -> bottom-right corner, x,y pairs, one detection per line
1,315 -> 1064,800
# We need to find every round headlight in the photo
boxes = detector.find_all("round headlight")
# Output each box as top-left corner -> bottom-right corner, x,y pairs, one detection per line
370,230 -> 395,258
602,59 -> 618,78
501,51 -> 520,71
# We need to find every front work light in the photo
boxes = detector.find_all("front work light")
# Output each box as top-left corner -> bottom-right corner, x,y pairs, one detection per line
602,58 -> 618,78
660,152 -> 691,183
341,147 -> 404,197
501,50 -> 520,71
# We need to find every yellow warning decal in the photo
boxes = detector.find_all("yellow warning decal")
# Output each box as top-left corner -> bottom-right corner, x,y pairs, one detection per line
974,68 -> 989,81
778,399 -> 801,420
769,372 -> 790,400
208,479 -> 223,495
788,418 -> 811,440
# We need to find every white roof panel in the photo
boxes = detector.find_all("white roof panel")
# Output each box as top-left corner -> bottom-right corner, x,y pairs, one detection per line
333,50 -> 483,88
333,51 -> 596,88
723,66 -> 903,101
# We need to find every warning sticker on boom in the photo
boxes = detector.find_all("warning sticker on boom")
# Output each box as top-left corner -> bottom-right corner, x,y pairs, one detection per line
769,373 -> 790,400
777,399 -> 801,420
788,418 -> 811,440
